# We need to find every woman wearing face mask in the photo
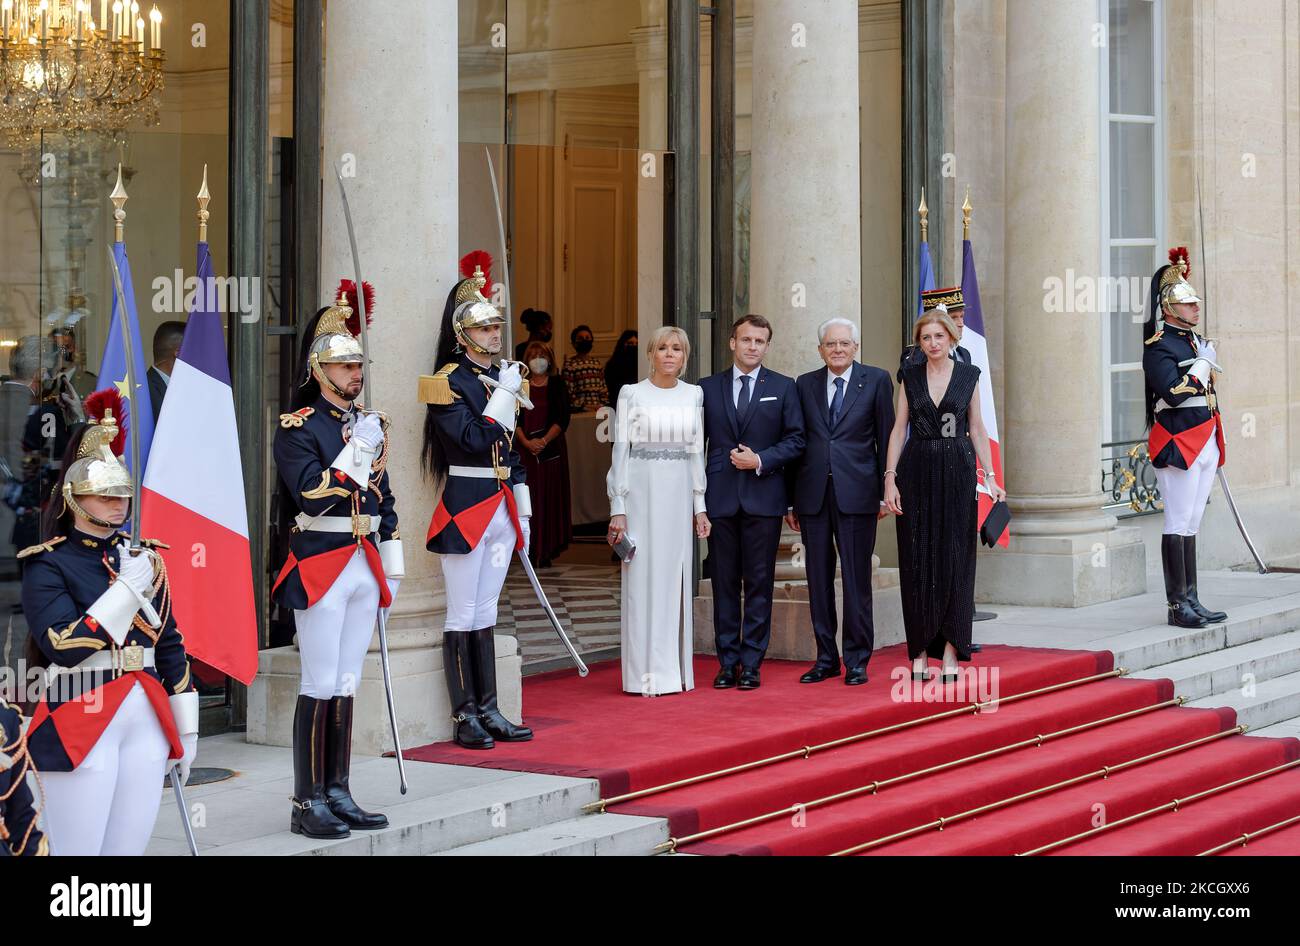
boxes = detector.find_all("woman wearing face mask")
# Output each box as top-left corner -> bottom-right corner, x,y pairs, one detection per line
515,342 -> 572,568
561,324 -> 608,413
514,308 -> 553,362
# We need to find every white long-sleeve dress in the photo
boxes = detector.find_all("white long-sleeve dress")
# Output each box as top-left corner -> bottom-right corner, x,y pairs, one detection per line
607,379 -> 707,695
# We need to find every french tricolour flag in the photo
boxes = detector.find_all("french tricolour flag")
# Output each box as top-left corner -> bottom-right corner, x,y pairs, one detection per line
961,238 -> 1008,547
141,243 -> 258,683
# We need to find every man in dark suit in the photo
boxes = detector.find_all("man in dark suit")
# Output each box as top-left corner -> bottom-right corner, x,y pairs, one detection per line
785,318 -> 894,686
897,286 -> 971,381
147,321 -> 186,427
701,315 -> 805,690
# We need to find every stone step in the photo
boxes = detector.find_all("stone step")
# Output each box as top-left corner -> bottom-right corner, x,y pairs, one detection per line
206,770 -> 601,857
434,812 -> 668,856
1131,630 -> 1300,701
1188,670 -> 1300,733
1106,594 -> 1300,672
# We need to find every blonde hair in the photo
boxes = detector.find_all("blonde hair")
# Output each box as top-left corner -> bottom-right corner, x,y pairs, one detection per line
913,308 -> 960,348
646,325 -> 691,376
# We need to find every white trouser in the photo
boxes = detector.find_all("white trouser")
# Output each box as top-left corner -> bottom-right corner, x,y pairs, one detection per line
1155,435 -> 1220,536
294,548 -> 382,699
440,498 -> 514,633
40,681 -> 170,856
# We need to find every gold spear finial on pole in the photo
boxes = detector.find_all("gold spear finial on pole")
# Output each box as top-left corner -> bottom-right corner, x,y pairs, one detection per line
110,163 -> 128,242
962,186 -> 973,241
918,187 -> 929,244
197,163 -> 210,242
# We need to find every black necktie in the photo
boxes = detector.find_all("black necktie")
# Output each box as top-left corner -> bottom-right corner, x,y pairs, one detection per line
830,376 -> 845,427
737,374 -> 751,423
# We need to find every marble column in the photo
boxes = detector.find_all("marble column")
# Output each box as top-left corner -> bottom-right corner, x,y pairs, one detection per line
977,0 -> 1145,607
247,0 -> 521,753
748,0 -> 861,379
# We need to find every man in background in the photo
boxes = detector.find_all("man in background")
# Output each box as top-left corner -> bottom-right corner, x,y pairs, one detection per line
148,321 -> 186,427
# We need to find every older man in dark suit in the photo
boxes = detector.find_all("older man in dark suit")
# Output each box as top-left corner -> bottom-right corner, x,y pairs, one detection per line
701,314 -> 805,690
786,318 -> 894,686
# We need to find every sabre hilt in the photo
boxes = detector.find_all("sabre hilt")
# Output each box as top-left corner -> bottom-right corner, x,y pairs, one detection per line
482,359 -> 534,410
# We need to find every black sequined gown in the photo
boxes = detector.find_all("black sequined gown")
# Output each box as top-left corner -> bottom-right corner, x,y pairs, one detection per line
896,361 -> 981,661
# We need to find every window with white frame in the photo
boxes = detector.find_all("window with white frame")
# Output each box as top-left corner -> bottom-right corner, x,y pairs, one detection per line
1101,0 -> 1163,445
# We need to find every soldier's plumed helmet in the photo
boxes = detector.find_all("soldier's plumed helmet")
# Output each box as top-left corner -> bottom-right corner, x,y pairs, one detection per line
63,413 -> 133,499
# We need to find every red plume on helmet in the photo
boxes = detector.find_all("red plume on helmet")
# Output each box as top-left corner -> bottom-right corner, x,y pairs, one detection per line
336,279 -> 375,336
1168,246 -> 1190,278
459,250 -> 493,293
83,388 -> 126,455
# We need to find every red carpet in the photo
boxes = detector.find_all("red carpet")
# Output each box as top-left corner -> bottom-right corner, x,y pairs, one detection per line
404,644 -> 1300,856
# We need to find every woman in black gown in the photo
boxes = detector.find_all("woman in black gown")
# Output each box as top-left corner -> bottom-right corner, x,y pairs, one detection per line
883,306 -> 1005,682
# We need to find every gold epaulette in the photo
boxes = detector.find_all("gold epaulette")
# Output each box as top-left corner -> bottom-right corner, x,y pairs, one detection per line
140,538 -> 171,550
16,536 -> 66,559
418,363 -> 461,405
1144,330 -> 1164,345
280,406 -> 315,428
520,378 -> 530,402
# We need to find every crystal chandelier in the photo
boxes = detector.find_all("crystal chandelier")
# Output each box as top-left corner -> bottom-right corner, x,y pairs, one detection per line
0,0 -> 165,149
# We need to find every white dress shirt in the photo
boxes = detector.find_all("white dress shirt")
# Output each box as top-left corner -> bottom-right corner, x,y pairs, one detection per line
825,364 -> 853,407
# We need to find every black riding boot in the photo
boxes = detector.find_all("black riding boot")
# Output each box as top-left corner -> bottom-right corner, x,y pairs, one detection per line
1162,534 -> 1206,629
1182,535 -> 1227,623
323,696 -> 389,830
472,627 -> 533,742
290,695 -> 351,839
444,632 -> 494,749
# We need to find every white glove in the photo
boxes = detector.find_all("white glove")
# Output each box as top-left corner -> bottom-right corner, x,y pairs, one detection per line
379,539 -> 405,579
351,413 -> 385,451
1196,337 -> 1217,363
496,361 -> 523,394
169,691 -> 199,787
484,387 -> 519,429
520,517 -> 531,554
383,578 -> 401,617
117,547 -> 156,598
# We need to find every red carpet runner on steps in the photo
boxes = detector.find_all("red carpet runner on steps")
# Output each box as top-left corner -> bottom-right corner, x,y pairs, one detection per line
404,644 -> 1300,856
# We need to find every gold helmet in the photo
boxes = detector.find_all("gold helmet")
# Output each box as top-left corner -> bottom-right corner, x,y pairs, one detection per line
452,252 -> 505,356
304,281 -> 372,399
1158,246 -> 1202,315
62,410 -> 133,528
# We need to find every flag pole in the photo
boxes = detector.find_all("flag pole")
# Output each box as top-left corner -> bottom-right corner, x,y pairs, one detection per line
918,187 -> 929,245
962,185 -> 971,241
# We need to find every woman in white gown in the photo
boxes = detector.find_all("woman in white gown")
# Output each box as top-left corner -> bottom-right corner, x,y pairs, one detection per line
607,326 -> 711,695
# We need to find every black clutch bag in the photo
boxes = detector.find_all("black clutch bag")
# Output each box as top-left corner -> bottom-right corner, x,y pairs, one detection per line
980,500 -> 1011,548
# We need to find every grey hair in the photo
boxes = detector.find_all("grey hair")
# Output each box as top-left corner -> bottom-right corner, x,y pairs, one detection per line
817,318 -> 860,345
8,335 -> 43,383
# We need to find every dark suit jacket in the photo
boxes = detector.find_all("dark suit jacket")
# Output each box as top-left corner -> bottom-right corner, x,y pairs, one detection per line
147,366 -> 169,427
701,366 -> 805,518
897,343 -> 971,382
789,362 -> 895,516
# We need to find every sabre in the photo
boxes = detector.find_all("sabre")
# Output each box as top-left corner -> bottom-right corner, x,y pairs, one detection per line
334,164 -> 408,793
518,550 -> 588,676
1194,173 -> 1266,573
485,147 -> 582,673
169,767 -> 200,856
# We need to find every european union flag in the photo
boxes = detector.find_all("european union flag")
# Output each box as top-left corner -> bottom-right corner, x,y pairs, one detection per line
99,241 -> 155,471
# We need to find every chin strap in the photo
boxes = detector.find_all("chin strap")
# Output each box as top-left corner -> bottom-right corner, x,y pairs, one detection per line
309,354 -> 355,401
454,327 -> 494,358
61,488 -> 123,530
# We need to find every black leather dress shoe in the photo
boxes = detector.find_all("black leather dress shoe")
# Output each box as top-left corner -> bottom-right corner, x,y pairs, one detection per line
844,667 -> 869,686
713,666 -> 739,689
799,665 -> 841,684
738,667 -> 761,690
